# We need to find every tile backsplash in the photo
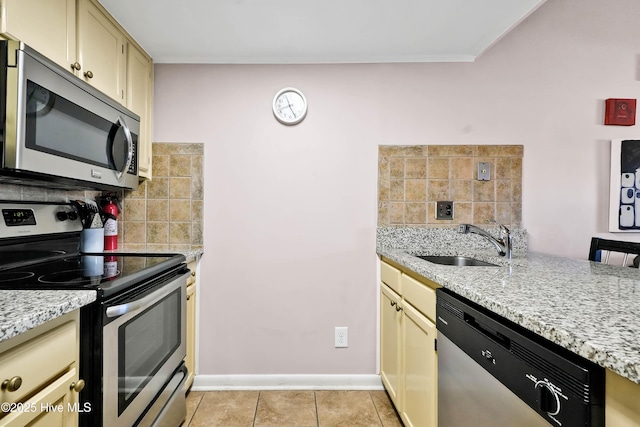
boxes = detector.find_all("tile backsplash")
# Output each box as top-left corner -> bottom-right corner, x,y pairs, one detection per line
121,143 -> 204,252
378,145 -> 523,228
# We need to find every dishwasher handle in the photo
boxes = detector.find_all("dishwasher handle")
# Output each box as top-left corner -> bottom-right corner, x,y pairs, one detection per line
464,312 -> 511,349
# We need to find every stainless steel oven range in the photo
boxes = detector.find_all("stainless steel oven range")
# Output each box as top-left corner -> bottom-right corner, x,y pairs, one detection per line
0,201 -> 189,427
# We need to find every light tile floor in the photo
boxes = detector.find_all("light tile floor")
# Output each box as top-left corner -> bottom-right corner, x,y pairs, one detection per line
184,390 -> 404,427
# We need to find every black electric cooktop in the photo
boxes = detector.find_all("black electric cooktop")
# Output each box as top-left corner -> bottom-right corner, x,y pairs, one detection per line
0,253 -> 186,298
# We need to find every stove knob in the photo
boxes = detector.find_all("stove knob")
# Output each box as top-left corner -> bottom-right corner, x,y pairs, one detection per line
68,211 -> 78,221
56,211 -> 69,221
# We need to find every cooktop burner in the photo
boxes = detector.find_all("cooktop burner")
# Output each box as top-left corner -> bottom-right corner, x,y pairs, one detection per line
0,271 -> 35,282
38,269 -> 120,285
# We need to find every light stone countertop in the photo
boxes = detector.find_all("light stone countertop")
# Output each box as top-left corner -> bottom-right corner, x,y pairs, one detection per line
0,290 -> 96,344
378,245 -> 640,384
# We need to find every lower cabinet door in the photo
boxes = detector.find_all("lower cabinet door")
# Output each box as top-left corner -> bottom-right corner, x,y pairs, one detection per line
0,369 -> 78,427
401,302 -> 437,427
380,283 -> 401,404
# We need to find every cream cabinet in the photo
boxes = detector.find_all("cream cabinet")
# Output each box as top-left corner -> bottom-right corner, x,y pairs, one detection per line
185,261 -> 197,390
379,259 -> 439,427
400,293 -> 437,427
606,370 -> 640,426
0,311 -> 83,427
380,283 -> 401,404
0,0 -> 124,101
0,0 -> 76,69
76,0 -> 125,102
126,42 -> 153,179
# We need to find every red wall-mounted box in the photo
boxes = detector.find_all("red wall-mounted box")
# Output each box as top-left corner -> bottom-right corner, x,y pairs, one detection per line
605,98 -> 636,126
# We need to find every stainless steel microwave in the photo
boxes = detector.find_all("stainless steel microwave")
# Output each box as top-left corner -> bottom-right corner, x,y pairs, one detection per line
0,40 -> 139,190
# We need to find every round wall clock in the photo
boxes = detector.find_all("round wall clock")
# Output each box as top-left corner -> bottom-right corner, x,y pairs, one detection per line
272,87 -> 307,125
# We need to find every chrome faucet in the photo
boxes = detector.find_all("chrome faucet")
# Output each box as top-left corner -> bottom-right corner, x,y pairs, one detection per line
458,220 -> 513,260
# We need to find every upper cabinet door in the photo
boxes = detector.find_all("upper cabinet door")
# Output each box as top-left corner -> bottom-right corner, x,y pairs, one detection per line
126,43 -> 153,178
76,0 -> 125,103
0,0 -> 76,70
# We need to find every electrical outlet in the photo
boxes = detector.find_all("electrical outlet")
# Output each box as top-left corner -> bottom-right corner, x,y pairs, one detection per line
436,201 -> 454,220
335,327 -> 348,348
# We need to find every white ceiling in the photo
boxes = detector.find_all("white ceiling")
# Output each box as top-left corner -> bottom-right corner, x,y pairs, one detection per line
99,0 -> 546,64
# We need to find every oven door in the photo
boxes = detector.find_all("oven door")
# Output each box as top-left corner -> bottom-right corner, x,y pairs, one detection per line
103,271 -> 188,427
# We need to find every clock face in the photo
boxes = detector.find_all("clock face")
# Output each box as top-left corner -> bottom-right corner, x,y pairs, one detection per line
273,88 -> 307,125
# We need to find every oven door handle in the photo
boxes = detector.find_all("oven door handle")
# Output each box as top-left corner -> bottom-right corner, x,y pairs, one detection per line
105,272 -> 188,318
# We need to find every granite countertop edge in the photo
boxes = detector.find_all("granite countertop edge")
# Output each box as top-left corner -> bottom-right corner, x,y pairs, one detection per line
0,290 -> 97,344
378,246 -> 640,385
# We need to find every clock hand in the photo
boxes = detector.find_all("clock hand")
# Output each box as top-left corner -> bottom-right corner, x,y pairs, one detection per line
284,95 -> 297,118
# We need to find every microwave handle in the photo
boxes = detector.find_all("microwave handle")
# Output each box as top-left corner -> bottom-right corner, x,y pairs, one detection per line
115,116 -> 134,181
105,272 -> 189,318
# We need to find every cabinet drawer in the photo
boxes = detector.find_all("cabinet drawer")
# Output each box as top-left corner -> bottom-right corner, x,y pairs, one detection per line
0,369 -> 76,426
0,321 -> 76,405
381,261 -> 401,294
401,274 -> 437,321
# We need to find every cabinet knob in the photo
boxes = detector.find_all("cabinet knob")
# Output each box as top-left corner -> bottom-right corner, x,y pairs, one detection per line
390,301 -> 396,307
70,62 -> 81,71
70,379 -> 85,393
84,70 -> 94,79
186,295 -> 191,301
395,305 -> 403,312
191,271 -> 196,277
1,376 -> 22,392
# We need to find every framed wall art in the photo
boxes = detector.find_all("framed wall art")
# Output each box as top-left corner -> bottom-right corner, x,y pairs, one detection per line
609,139 -> 640,231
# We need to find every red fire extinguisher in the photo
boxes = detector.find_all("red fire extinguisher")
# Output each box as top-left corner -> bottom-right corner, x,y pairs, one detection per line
102,196 -> 119,250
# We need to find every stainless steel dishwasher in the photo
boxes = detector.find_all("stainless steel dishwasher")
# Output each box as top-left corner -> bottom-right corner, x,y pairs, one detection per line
436,288 -> 605,427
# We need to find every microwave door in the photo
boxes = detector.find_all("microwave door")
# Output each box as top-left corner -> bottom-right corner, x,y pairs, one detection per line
110,117 -> 133,181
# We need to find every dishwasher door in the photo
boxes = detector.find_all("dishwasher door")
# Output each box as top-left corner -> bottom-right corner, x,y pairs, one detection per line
436,288 -> 604,427
439,334 -> 551,426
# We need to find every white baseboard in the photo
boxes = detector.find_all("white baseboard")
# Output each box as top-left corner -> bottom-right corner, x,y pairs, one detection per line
191,374 -> 383,391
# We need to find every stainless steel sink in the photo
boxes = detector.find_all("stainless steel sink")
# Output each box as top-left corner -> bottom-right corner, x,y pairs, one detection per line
416,255 -> 498,267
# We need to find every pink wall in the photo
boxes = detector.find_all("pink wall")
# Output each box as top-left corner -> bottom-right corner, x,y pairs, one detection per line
154,0 -> 640,375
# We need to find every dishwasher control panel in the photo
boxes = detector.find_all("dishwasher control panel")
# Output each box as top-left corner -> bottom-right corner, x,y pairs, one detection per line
436,288 -> 604,427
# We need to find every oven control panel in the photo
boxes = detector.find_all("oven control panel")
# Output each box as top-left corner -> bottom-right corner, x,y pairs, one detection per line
3,209 -> 37,226
0,202 -> 82,238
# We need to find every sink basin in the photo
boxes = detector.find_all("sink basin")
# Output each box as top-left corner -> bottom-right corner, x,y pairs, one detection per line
416,255 -> 498,267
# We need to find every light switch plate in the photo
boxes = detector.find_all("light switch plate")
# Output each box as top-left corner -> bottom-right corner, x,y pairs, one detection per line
478,162 -> 491,181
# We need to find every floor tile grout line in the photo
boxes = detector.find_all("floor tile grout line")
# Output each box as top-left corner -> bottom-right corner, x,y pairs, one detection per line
314,391 -> 319,427
185,391 -> 205,427
252,390 -> 261,427
369,390 -> 385,427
